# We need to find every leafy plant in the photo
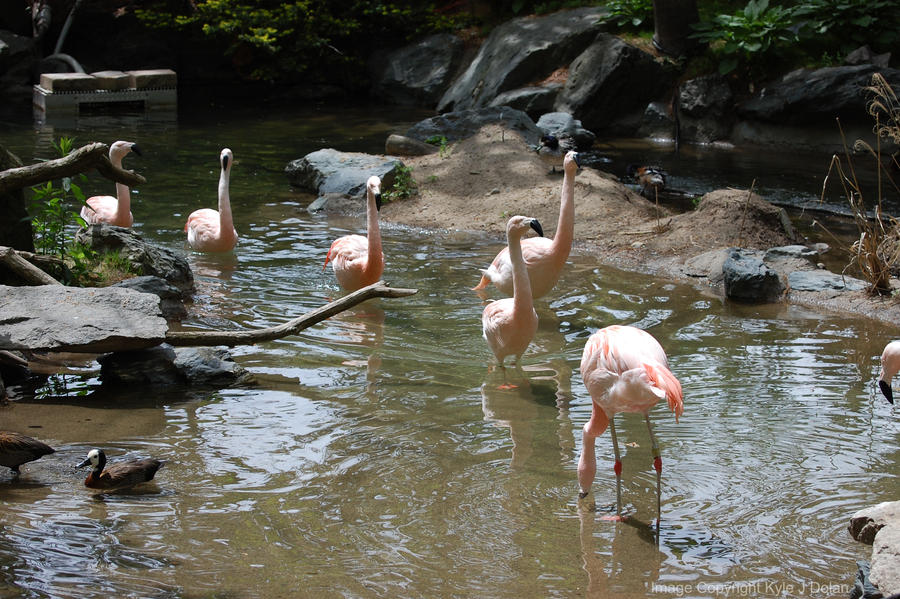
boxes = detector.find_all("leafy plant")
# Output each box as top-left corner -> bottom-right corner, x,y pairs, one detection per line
793,0 -> 900,57
690,0 -> 798,76
382,165 -> 418,203
426,135 -> 452,158
596,0 -> 655,31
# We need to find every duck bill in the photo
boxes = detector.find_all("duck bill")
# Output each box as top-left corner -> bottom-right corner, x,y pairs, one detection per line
76,457 -> 91,468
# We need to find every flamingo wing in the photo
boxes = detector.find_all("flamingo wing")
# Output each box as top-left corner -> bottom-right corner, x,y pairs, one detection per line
475,237 -> 556,296
325,235 -> 384,290
81,196 -> 133,227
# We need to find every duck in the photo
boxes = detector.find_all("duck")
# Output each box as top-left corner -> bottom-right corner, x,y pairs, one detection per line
185,148 -> 238,252
625,164 -> 667,199
323,175 -> 385,291
0,431 -> 55,476
474,150 -> 579,299
535,134 -> 577,174
80,140 -> 142,227
76,448 -> 165,491
481,215 -> 543,388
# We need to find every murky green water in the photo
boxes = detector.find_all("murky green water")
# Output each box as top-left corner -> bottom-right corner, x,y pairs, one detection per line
1,103 -> 898,598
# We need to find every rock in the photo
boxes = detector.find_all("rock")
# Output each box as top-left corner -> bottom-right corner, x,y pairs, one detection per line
676,74 -> 734,143
75,224 -> 194,292
307,192 -> 361,215
636,101 -> 674,140
722,248 -> 784,303
490,84 -> 562,119
39,73 -> 99,92
850,502 -> 900,545
844,46 -> 891,69
872,526 -> 900,596
0,284 -> 167,353
437,7 -> 603,113
112,275 -> 187,321
849,502 -> 900,597
850,560 -> 884,599
737,65 -> 900,126
98,345 -> 253,387
284,149 -> 403,196
556,33 -> 676,134
385,134 -> 439,157
404,106 -> 542,145
788,270 -> 867,292
534,112 -> 596,150
369,33 -> 465,108
682,248 -> 730,284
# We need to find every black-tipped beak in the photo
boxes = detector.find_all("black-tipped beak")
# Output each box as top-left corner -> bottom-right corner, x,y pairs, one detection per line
76,458 -> 90,468
530,219 -> 544,237
130,144 -> 143,157
375,193 -> 382,211
879,379 -> 894,403
222,154 -> 230,170
573,152 -> 581,167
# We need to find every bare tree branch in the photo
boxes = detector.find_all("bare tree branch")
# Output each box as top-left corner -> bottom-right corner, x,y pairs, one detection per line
0,142 -> 145,195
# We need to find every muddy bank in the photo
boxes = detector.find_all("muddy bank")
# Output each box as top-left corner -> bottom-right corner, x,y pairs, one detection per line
378,125 -> 900,329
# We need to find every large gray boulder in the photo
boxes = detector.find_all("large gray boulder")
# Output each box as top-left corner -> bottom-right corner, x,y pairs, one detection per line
722,248 -> 785,303
849,501 -> 900,597
437,7 -> 604,113
535,112 -> 596,150
98,345 -> 253,387
75,224 -> 194,293
369,33 -> 465,108
404,106 -> 543,145
284,149 -> 403,196
0,284 -> 167,353
737,65 -> 900,126
556,33 -> 676,134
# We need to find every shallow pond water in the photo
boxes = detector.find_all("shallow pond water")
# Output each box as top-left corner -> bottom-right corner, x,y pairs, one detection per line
1,102 -> 898,598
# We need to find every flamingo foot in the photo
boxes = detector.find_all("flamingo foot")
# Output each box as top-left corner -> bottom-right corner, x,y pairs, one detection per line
497,383 -> 519,390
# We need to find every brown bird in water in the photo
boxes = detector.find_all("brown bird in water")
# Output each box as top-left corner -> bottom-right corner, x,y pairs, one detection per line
76,448 -> 165,491
0,431 -> 55,476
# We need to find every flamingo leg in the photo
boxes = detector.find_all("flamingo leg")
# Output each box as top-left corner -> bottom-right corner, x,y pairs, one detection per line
645,415 -> 662,525
608,417 -> 624,520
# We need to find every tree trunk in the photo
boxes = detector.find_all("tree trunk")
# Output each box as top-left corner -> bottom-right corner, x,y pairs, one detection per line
0,146 -> 34,252
652,0 -> 702,57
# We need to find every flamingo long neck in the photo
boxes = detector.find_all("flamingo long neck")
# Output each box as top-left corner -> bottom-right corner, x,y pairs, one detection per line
550,165 -> 575,261
110,153 -> 131,219
365,191 -> 383,275
509,232 -> 533,313
218,165 -> 234,236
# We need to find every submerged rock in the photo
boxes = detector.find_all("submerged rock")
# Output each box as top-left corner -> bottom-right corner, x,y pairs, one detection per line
98,344 -> 253,387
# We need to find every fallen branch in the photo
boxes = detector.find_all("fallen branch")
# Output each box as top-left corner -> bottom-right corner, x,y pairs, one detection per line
0,142 -> 145,195
166,281 -> 417,347
0,245 -> 62,285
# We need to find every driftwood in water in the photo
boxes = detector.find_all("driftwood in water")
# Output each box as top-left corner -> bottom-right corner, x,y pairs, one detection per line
0,142 -> 145,195
166,281 -> 417,347
0,246 -> 62,285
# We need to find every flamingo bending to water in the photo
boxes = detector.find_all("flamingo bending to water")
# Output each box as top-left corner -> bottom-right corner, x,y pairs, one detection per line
473,150 -> 579,299
878,340 -> 900,403
185,148 -> 238,252
323,176 -> 384,291
482,215 -> 543,388
80,140 -> 142,227
578,325 -> 683,522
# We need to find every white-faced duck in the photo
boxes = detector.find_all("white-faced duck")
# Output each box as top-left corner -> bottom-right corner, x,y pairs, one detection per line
76,448 -> 165,491
0,431 -> 55,476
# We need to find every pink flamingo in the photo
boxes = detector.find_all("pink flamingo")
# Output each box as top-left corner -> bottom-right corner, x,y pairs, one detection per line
878,340 -> 900,403
80,140 -> 142,227
185,148 -> 238,252
482,215 -> 544,388
578,325 -> 683,522
323,175 -> 384,291
473,150 -> 579,299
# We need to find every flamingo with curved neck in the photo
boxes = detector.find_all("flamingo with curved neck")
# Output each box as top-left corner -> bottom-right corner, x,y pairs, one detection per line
473,150 -> 579,299
323,175 -> 385,291
185,148 -> 238,252
481,215 -> 544,388
80,140 -> 142,227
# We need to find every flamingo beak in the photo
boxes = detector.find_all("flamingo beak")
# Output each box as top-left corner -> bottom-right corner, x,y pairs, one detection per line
530,219 -> 544,237
375,192 -> 382,211
573,152 -> 581,168
222,154 -> 230,170
130,144 -> 143,157
879,379 -> 894,404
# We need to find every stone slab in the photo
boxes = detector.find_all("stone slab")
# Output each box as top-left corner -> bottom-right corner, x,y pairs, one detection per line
90,70 -> 132,91
127,69 -> 177,89
39,72 -> 99,92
